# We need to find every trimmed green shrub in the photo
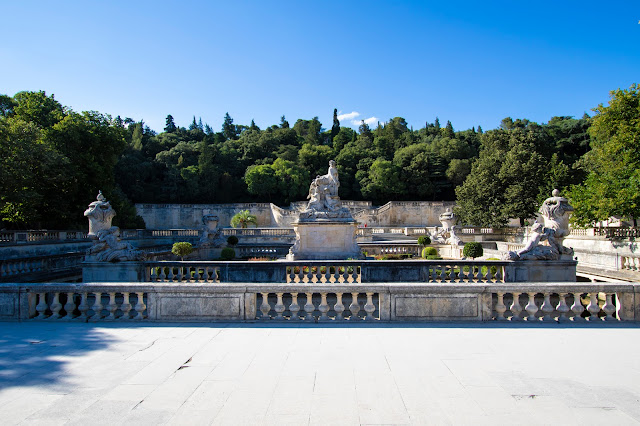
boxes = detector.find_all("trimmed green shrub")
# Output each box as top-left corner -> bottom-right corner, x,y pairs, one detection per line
221,247 -> 235,260
422,247 -> 438,258
171,242 -> 193,261
417,235 -> 431,246
425,254 -> 441,260
226,235 -> 239,246
463,242 -> 484,259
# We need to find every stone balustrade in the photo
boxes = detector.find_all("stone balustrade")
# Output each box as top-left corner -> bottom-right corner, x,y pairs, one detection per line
143,259 -> 538,284
0,253 -> 84,282
150,229 -> 199,237
0,230 -> 90,244
620,255 -> 640,272
359,243 -> 421,257
223,228 -> 295,237
2,282 -> 638,322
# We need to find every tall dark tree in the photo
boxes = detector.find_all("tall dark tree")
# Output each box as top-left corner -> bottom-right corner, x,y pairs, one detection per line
222,112 -> 237,140
280,115 -> 289,129
164,115 -> 177,133
331,108 -> 340,142
443,120 -> 455,138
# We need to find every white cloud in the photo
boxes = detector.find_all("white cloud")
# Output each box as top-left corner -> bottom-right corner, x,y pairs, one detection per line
363,117 -> 379,126
351,116 -> 379,127
337,111 -> 360,121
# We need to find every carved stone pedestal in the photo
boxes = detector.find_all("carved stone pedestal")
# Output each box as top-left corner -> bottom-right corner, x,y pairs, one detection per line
287,220 -> 363,260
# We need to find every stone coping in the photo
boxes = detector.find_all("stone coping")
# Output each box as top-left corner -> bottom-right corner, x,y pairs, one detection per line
4,281 -> 639,293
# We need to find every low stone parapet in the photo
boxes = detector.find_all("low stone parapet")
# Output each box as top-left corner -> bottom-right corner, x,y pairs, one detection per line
1,282 -> 638,322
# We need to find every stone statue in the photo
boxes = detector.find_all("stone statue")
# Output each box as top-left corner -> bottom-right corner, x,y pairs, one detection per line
84,191 -> 145,262
86,226 -> 146,262
299,160 -> 352,220
199,214 -> 226,247
431,208 -> 462,246
84,191 -> 116,236
504,189 -> 574,261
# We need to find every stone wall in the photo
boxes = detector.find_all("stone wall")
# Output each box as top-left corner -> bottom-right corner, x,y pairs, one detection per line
135,201 -> 457,229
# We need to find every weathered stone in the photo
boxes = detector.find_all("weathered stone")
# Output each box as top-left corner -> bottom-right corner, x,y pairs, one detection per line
394,295 -> 480,319
158,294 -> 242,320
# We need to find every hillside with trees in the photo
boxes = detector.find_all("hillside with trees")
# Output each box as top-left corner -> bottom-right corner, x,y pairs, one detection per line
3,86 -> 634,230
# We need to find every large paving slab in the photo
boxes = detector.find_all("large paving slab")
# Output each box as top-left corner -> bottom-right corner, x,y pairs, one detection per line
1,321 -> 639,425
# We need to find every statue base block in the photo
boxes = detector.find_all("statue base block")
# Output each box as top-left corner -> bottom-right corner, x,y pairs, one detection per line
286,220 -> 363,260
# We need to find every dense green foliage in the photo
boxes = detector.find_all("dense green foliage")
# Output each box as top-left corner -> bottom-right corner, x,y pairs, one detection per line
463,242 -> 484,259
6,85 -> 633,230
417,235 -> 431,246
171,242 -> 193,261
226,235 -> 239,246
568,85 -> 640,227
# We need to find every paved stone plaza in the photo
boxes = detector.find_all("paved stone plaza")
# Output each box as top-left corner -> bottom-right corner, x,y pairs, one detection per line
1,322 -> 639,425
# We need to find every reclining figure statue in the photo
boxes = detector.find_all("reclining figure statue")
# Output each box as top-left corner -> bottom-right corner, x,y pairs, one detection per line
504,189 -> 574,261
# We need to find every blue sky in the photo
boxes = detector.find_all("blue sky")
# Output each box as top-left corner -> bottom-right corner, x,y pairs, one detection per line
2,1 -> 638,133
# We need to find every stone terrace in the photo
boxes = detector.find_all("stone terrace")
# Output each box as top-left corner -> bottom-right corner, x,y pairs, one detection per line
1,322 -> 639,425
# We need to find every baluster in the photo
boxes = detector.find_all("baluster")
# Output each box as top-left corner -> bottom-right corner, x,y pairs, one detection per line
465,263 -> 474,283
134,292 -> 146,320
214,266 -> 221,283
92,292 -> 103,320
349,292 -> 361,320
177,266 -> 184,281
540,293 -> 554,321
319,293 -> 330,321
274,293 -> 285,320
570,292 -> 585,321
305,265 -> 313,283
436,264 -> 445,282
287,266 -> 295,283
289,293 -> 301,320
167,267 -> 174,282
587,292 -> 601,321
322,265 -> 330,283
364,293 -> 376,321
46,292 -> 62,320
158,266 -> 167,282
429,265 -> 438,282
35,293 -> 49,319
107,292 -> 118,320
259,292 -> 271,320
495,292 -> 507,320
332,265 -> 340,283
304,292 -> 315,320
602,293 -> 617,321
481,264 -> 489,282
493,266 -> 502,282
525,292 -> 539,321
556,293 -> 570,323
340,265 -> 348,283
455,264 -> 464,283
334,293 -> 345,320
120,292 -> 132,320
63,292 -> 76,320
77,292 -> 89,321
310,266 -> 319,283
297,265 -> 304,283
510,292 -> 523,321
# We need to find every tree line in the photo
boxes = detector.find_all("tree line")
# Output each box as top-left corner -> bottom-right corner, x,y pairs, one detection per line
1,85 -> 637,229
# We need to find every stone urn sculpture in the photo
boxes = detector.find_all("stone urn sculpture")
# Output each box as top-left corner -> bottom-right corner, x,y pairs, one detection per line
84,191 -> 115,236
83,191 -> 145,262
